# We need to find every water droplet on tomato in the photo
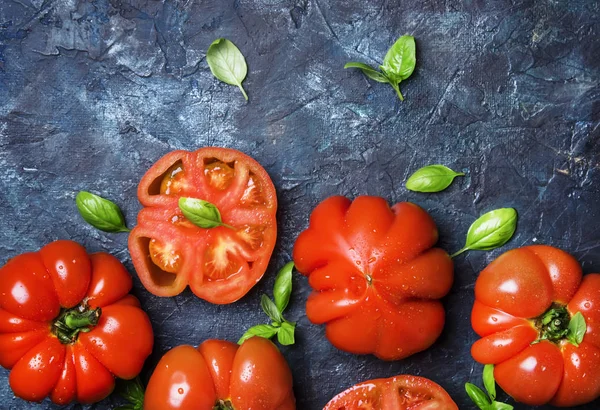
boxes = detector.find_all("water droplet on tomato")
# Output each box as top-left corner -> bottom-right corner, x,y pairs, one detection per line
584,302 -> 592,309
178,388 -> 184,394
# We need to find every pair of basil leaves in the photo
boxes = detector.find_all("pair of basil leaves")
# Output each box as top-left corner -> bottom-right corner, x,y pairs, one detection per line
405,165 -> 518,257
466,365 -> 513,410
345,35 -> 416,101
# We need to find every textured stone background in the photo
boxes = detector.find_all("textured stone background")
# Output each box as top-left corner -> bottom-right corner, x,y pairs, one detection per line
0,0 -> 599,409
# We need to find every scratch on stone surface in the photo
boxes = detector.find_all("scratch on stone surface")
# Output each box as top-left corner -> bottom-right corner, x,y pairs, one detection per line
313,0 -> 338,41
427,67 -> 461,125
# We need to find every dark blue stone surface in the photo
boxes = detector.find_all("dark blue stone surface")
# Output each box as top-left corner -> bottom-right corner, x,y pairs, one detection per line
0,0 -> 599,409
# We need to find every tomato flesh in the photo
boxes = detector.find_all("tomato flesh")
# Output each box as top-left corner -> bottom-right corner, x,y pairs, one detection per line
324,375 -> 458,410
129,148 -> 277,303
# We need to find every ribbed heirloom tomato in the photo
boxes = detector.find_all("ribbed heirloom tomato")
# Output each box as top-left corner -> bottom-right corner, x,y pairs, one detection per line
144,337 -> 295,410
471,245 -> 600,407
129,147 -> 277,303
0,240 -> 153,404
293,196 -> 454,360
324,375 -> 458,410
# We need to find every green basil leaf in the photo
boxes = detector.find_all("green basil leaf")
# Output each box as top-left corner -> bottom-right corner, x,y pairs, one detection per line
261,295 -> 283,323
206,38 -> 249,100
178,197 -> 229,229
452,208 -> 518,257
116,377 -> 144,409
490,402 -> 514,410
465,383 -> 492,410
567,311 -> 587,346
76,191 -> 130,233
406,164 -> 465,193
381,35 -> 416,83
273,262 -> 294,313
483,364 -> 496,401
237,324 -> 278,345
344,62 -> 389,83
277,321 -> 296,345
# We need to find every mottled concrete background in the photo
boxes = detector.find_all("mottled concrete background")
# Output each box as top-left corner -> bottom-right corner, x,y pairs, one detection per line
0,0 -> 599,409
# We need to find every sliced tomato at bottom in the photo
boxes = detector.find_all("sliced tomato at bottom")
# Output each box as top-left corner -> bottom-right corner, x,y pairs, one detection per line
324,375 -> 458,410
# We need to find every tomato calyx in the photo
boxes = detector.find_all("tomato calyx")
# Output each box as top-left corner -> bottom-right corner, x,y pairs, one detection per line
533,304 -> 571,344
213,399 -> 234,410
52,302 -> 102,344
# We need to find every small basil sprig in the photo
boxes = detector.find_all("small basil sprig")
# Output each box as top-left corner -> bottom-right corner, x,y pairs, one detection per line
207,38 -> 249,101
466,365 -> 513,410
239,262 -> 297,346
406,165 -> 465,193
76,191 -> 130,233
345,35 -> 416,101
567,311 -> 587,346
114,377 -> 144,410
178,197 -> 233,229
451,208 -> 517,257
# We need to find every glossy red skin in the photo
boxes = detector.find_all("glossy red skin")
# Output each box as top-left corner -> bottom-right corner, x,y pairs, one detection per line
0,240 -> 154,405
324,375 -> 458,410
129,147 -> 277,304
471,245 -> 600,407
144,337 -> 295,410
293,196 -> 453,360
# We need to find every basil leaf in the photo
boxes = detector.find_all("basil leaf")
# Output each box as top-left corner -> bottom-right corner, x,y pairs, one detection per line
116,377 -> 144,410
382,35 -> 416,83
483,364 -> 496,401
490,402 -> 514,410
237,324 -> 278,345
344,62 -> 389,83
76,191 -> 130,233
406,165 -> 465,193
178,197 -> 230,229
273,262 -> 294,313
465,383 -> 491,410
261,295 -> 283,324
567,311 -> 587,346
206,38 -> 248,101
277,321 -> 296,346
452,208 -> 518,257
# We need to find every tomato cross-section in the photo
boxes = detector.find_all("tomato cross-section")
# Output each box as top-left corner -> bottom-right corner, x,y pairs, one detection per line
129,148 -> 278,304
293,196 -> 454,360
324,375 -> 458,410
471,245 -> 600,407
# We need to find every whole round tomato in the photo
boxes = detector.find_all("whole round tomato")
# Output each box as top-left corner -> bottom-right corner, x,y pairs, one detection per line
293,196 -> 453,360
0,240 -> 153,405
144,337 -> 295,410
471,245 -> 600,407
324,375 -> 458,409
129,147 -> 277,304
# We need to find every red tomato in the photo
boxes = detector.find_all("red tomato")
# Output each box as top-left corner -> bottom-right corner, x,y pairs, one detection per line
129,147 -> 277,303
324,375 -> 458,410
471,245 -> 600,407
293,196 -> 453,360
0,240 -> 154,405
144,337 -> 295,410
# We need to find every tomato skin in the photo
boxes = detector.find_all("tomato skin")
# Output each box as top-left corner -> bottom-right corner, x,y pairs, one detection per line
471,245 -> 600,407
144,337 -> 295,410
324,375 -> 458,410
129,147 -> 278,304
0,240 -> 154,405
293,196 -> 453,360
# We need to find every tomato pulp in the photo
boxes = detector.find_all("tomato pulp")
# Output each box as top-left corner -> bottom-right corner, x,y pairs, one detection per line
324,375 -> 458,410
0,240 -> 153,404
144,337 -> 295,410
293,196 -> 453,360
129,147 -> 278,303
471,245 -> 600,406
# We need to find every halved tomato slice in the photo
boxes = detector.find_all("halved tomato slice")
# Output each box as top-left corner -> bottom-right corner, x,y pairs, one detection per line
324,375 -> 458,410
128,148 -> 277,304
